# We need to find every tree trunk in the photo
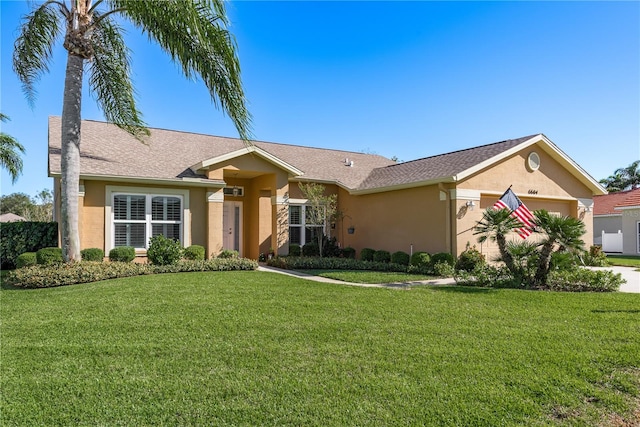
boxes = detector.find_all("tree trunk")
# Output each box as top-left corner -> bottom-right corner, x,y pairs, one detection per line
535,243 -> 554,287
60,53 -> 84,262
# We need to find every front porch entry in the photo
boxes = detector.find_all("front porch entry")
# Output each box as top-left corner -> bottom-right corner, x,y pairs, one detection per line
223,201 -> 243,256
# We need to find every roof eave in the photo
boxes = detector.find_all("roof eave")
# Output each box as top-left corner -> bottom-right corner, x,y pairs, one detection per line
49,172 -> 226,188
351,177 -> 456,196
192,145 -> 304,177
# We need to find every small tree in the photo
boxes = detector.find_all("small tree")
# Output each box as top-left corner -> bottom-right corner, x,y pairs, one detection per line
298,183 -> 337,258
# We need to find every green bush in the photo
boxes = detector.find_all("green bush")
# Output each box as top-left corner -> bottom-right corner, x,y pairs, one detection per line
147,235 -> 182,266
302,243 -> 320,257
267,256 -> 407,273
360,248 -> 375,262
410,252 -> 430,268
109,246 -> 135,263
81,248 -> 104,262
455,245 -> 485,272
341,247 -> 356,259
431,252 -> 455,267
550,251 -> 581,272
0,221 -> 58,269
546,268 -> 623,292
36,247 -> 63,265
16,252 -> 37,269
373,250 -> 391,263
583,245 -> 609,267
183,245 -> 205,261
391,251 -> 410,265
289,244 -> 301,257
5,258 -> 259,289
218,249 -> 239,259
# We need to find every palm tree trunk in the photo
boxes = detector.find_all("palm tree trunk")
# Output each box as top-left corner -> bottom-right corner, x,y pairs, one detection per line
496,234 -> 515,273
60,53 -> 84,262
535,243 -> 554,287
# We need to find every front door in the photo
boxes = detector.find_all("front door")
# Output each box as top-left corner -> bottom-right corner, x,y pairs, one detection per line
222,201 -> 243,255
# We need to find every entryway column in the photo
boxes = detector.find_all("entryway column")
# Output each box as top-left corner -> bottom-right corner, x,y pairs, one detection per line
206,190 -> 224,259
271,186 -> 289,256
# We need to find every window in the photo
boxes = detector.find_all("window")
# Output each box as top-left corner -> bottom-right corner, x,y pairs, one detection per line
289,204 -> 324,246
113,194 -> 182,249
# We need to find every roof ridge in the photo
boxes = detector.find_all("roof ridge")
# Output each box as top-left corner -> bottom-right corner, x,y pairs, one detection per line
380,134 -> 541,169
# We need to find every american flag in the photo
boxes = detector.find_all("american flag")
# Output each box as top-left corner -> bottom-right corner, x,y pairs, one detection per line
493,188 -> 535,239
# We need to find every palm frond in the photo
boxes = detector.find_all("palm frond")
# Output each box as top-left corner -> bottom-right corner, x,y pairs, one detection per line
0,132 -> 26,184
108,0 -> 252,141
89,14 -> 149,140
13,1 -> 65,106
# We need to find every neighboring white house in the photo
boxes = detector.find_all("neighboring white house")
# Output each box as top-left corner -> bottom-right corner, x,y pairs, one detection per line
593,188 -> 640,254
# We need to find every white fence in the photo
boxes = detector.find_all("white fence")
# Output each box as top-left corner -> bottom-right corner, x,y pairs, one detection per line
602,230 -> 623,253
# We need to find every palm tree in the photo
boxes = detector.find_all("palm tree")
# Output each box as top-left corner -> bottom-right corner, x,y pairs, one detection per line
473,208 -> 522,274
0,114 -> 26,184
13,0 -> 252,262
600,160 -> 640,192
532,210 -> 585,287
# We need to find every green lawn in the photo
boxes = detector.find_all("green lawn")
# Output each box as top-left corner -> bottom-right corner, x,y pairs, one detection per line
607,255 -> 640,268
2,271 -> 639,426
296,269 -> 440,284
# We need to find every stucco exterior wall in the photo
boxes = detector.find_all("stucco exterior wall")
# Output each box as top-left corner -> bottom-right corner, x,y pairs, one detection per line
337,185 -> 448,258
621,209 -> 640,255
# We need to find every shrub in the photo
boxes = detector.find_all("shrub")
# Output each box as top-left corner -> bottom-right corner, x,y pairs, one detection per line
0,221 -> 58,269
373,250 -> 391,263
183,245 -> 205,261
360,248 -> 375,262
289,244 -> 301,257
302,243 -> 319,257
433,261 -> 455,277
341,247 -> 356,259
583,245 -> 609,267
410,252 -> 430,268
550,251 -> 581,272
36,247 -> 63,265
81,248 -> 104,262
455,245 -> 485,272
321,236 -> 342,258
5,258 -> 259,289
109,246 -> 135,263
16,252 -> 37,269
546,268 -> 623,292
431,252 -> 455,267
267,256 -> 407,273
218,249 -> 239,259
391,251 -> 410,266
147,235 -> 182,265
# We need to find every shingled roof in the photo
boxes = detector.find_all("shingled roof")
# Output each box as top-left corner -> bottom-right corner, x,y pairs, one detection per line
48,117 -> 601,194
594,188 -> 640,215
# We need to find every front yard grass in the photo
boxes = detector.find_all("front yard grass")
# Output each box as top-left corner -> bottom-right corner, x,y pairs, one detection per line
2,270 -> 639,426
607,255 -> 640,268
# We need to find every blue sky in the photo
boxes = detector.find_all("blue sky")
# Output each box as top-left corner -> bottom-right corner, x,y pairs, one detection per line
1,1 -> 639,198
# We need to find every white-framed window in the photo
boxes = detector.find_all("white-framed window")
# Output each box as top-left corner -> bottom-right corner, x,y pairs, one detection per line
112,193 -> 182,249
288,204 -> 325,246
106,186 -> 190,252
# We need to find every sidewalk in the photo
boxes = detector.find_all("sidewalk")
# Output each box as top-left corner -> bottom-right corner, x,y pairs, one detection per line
258,265 -> 640,293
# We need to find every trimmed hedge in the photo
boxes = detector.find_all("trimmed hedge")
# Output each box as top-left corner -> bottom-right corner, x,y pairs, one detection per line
109,246 -> 135,263
360,248 -> 375,262
0,221 -> 58,269
391,251 -> 410,266
183,245 -> 205,261
5,258 -> 259,289
218,249 -> 239,259
81,248 -> 104,262
288,244 -> 301,257
36,247 -> 63,265
410,252 -> 430,267
302,243 -> 319,257
373,250 -> 391,263
341,247 -> 356,259
267,256 -> 408,273
147,235 -> 182,265
16,252 -> 37,269
431,252 -> 455,267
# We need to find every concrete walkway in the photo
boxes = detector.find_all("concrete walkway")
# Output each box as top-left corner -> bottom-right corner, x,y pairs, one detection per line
258,265 -> 640,293
257,265 -> 456,289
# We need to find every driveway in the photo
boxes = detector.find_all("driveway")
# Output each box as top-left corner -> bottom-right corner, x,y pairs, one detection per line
587,266 -> 640,293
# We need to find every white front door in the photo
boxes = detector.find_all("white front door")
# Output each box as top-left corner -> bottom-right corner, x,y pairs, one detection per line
223,201 -> 243,255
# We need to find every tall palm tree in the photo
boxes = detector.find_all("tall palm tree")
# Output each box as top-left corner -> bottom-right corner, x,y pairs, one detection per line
532,210 -> 585,287
0,114 -> 26,184
600,160 -> 640,192
473,208 -> 522,274
13,0 -> 252,262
